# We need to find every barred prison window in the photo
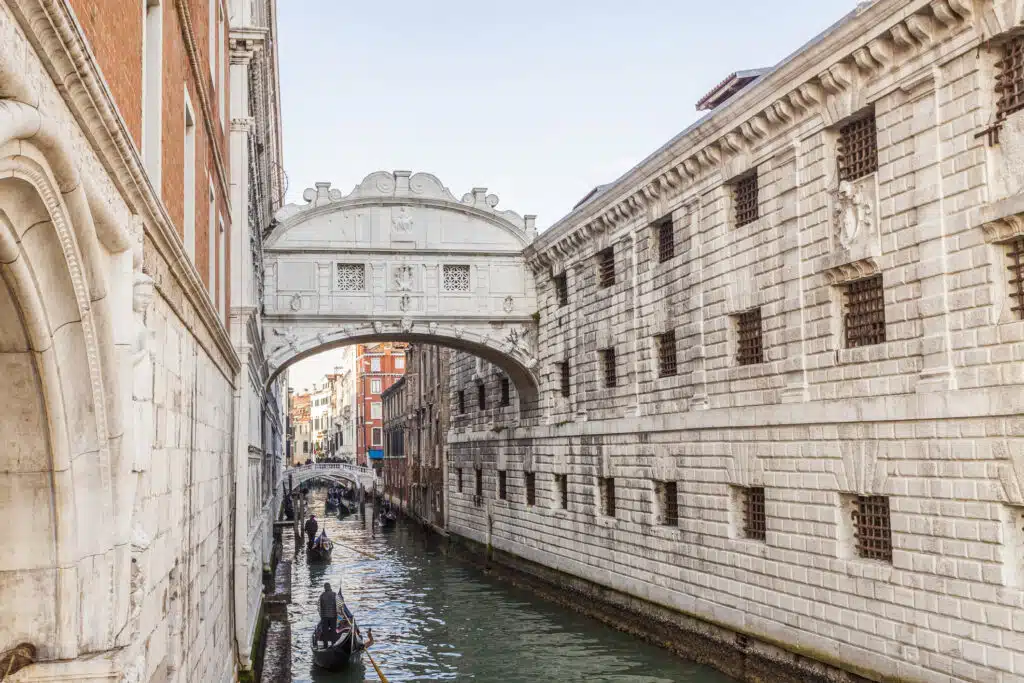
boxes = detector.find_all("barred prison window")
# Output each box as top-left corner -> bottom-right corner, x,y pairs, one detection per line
457,468 -> 463,493
1006,237 -> 1024,319
843,274 -> 886,348
742,486 -> 766,541
837,113 -> 878,182
525,472 -> 536,506
659,481 -> 678,527
477,383 -> 486,410
336,263 -> 365,291
442,264 -> 471,292
733,172 -> 759,227
554,273 -> 569,307
498,470 -> 507,500
600,348 -> 617,388
657,217 -> 675,263
853,495 -> 892,562
557,474 -> 568,509
597,247 -> 615,288
457,390 -> 465,414
997,36 -> 1024,123
500,377 -> 511,406
600,477 -> 616,517
657,331 -> 677,377
475,469 -> 483,499
559,361 -> 571,397
736,308 -> 764,366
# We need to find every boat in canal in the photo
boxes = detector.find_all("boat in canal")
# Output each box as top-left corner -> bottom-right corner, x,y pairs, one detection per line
311,620 -> 373,671
307,533 -> 333,563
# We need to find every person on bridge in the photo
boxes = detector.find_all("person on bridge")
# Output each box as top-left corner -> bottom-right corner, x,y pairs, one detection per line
304,514 -> 318,546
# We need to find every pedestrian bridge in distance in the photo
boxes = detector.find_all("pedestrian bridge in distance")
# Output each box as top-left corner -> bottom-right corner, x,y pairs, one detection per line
285,462 -> 378,490
261,170 -> 540,403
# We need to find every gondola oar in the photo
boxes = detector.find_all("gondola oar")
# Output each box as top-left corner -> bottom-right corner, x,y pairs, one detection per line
333,540 -> 379,561
364,646 -> 388,683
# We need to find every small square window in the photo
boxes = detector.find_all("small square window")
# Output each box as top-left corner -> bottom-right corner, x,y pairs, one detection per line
498,470 -> 507,500
656,217 -> 675,263
556,474 -> 568,510
559,361 -> 571,398
525,472 -> 536,506
733,172 -> 759,227
442,264 -> 471,292
843,274 -> 886,348
838,113 -> 878,182
600,348 -> 617,388
599,477 -> 615,517
997,36 -> 1024,122
657,331 -> 677,378
853,495 -> 892,562
554,273 -> 569,307
657,481 -> 678,526
477,383 -> 486,410
500,377 -> 511,406
597,247 -> 615,288
741,486 -> 766,541
336,263 -> 366,291
735,308 -> 764,366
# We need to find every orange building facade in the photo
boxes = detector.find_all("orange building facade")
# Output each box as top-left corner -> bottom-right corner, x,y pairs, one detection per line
355,342 -> 407,467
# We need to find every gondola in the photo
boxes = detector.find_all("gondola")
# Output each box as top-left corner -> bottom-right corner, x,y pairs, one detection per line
306,536 -> 333,563
379,509 -> 397,528
337,500 -> 355,518
310,621 -> 370,671
324,497 -> 338,514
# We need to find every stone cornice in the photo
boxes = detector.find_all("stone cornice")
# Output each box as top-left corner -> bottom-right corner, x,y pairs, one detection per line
7,0 -> 241,377
525,0 -> 974,274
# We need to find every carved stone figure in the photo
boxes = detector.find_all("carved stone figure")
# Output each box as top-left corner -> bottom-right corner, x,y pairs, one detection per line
392,207 -> 414,233
373,321 -> 383,334
399,293 -> 411,312
394,265 -> 414,291
832,180 -> 872,249
131,272 -> 155,367
401,316 -> 414,333
270,327 -> 298,352
503,296 -> 514,313
289,293 -> 302,311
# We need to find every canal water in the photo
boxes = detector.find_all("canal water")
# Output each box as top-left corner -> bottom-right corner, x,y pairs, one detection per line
288,489 -> 735,683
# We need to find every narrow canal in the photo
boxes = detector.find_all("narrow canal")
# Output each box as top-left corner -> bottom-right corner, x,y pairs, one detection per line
285,489 -> 735,682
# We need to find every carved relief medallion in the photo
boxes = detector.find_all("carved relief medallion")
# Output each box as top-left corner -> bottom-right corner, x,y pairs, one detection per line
289,293 -> 302,311
394,265 -> 414,291
392,207 -> 414,233
503,296 -> 514,313
831,180 -> 873,249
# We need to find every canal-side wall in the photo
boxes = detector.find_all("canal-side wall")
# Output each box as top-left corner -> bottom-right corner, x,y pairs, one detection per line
446,2 -> 1024,683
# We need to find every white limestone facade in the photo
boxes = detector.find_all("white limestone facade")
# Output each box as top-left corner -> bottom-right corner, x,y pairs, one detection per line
447,2 -> 1024,682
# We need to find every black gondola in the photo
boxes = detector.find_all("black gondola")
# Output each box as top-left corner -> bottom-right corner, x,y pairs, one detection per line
324,498 -> 338,514
311,621 -> 366,671
379,509 -> 397,527
307,536 -> 333,563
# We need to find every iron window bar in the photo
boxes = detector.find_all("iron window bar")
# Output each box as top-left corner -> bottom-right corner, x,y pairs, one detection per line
657,331 -> 677,377
734,172 -> 759,227
1006,237 -> 1024,319
598,247 -> 616,288
837,114 -> 878,182
743,486 -> 766,540
736,308 -> 764,366
853,495 -> 892,562
843,274 -> 886,348
657,217 -> 675,263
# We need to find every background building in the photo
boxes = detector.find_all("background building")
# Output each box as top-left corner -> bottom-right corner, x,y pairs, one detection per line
326,354 -> 356,461
356,342 -> 407,467
289,389 -> 312,464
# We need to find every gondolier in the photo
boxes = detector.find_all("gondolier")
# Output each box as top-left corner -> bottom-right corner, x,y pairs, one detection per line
317,582 -> 339,646
304,514 -> 318,546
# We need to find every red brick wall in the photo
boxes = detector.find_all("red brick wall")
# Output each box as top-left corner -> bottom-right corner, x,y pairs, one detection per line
70,0 -> 231,322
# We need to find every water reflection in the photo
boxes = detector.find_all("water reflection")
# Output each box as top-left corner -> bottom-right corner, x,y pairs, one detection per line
288,489 -> 734,682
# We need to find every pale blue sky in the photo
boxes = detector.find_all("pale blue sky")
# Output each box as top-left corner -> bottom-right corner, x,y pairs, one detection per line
277,0 -> 860,229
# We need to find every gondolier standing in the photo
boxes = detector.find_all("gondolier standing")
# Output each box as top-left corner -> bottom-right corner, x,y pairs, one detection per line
318,582 -> 339,647
304,514 -> 318,546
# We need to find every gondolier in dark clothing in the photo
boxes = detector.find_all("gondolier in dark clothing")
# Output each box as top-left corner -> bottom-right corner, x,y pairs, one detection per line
317,582 -> 353,646
304,514 -> 318,547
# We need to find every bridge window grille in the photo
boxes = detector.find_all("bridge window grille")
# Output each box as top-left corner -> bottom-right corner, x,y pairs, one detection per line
442,264 -> 471,292
657,331 -> 677,377
736,308 -> 764,366
600,348 -> 617,388
500,377 -> 511,406
477,383 -> 486,410
457,468 -> 463,493
997,36 -> 1024,123
657,217 -> 675,263
742,486 -> 766,541
1006,237 -> 1024,319
597,247 -> 615,288
559,361 -> 571,398
554,273 -> 569,306
843,274 -> 886,348
658,481 -> 678,526
336,263 -> 365,291
557,474 -> 568,509
853,495 -> 892,562
525,472 -> 536,506
600,477 -> 616,517
498,470 -> 507,500
733,172 -> 759,227
837,113 -> 878,182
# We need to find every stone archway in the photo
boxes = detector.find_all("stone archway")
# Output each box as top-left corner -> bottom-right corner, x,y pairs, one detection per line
0,103 -> 131,672
263,170 -> 540,401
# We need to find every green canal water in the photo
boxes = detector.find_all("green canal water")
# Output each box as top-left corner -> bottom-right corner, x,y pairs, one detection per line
287,491 -> 736,682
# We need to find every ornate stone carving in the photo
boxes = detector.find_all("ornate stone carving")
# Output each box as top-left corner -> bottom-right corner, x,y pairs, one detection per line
428,322 -> 438,335
131,273 -> 155,367
399,293 -> 411,312
270,327 -> 298,352
400,316 -> 414,333
394,265 -> 414,291
289,293 -> 302,311
391,207 -> 414,233
372,321 -> 383,334
832,180 -> 873,249
503,296 -> 514,314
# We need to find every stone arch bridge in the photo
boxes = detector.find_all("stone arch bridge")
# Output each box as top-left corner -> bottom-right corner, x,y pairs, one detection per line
263,171 -> 540,401
285,463 -> 377,491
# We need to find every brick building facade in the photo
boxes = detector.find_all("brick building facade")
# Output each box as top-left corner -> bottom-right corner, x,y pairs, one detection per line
355,342 -> 407,467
